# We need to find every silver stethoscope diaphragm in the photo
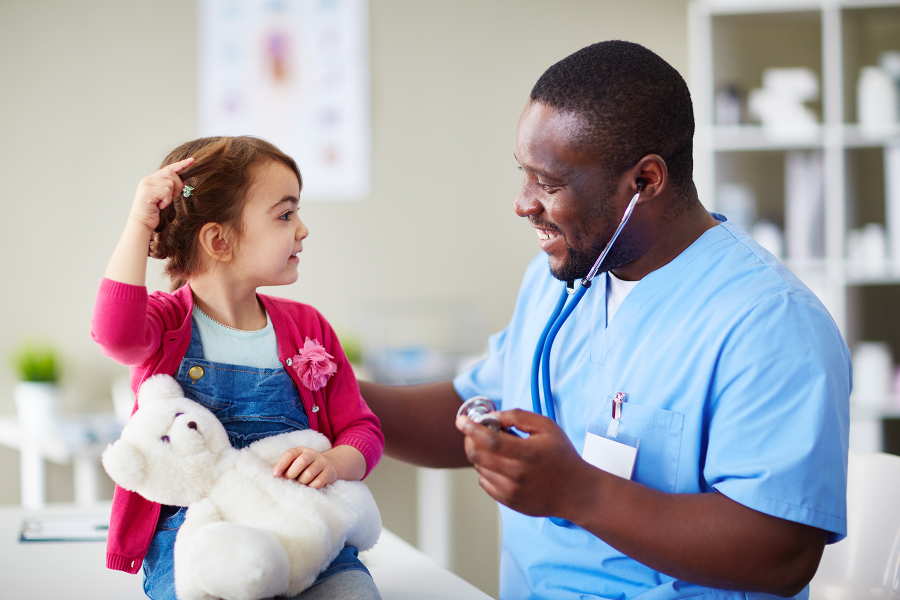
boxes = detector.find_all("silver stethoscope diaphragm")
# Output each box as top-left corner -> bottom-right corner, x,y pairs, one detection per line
457,396 -> 503,431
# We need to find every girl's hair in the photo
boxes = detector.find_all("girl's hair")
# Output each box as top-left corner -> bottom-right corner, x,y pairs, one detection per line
149,136 -> 302,291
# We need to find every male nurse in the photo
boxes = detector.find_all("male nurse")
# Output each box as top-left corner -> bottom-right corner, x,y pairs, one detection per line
359,41 -> 850,599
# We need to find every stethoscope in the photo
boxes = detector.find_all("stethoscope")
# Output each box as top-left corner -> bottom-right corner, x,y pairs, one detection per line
531,179 -> 645,423
456,180 -> 645,527
458,179 -> 645,426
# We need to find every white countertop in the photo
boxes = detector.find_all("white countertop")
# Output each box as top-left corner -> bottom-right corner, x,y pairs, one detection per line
0,504 -> 493,600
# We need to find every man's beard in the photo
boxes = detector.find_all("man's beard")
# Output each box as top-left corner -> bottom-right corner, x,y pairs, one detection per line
548,232 -> 636,282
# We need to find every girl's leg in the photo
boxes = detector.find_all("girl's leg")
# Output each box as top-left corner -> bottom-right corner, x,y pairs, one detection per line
290,569 -> 382,600
142,506 -> 185,600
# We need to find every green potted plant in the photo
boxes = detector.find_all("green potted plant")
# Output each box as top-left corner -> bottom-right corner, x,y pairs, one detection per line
11,342 -> 61,436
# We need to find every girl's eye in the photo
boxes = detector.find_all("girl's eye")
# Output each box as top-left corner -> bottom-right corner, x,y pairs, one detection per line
279,210 -> 294,221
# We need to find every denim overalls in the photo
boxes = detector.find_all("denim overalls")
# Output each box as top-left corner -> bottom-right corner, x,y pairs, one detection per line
142,320 -> 368,600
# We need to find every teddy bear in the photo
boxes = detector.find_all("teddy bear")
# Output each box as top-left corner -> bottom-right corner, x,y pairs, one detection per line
101,374 -> 382,600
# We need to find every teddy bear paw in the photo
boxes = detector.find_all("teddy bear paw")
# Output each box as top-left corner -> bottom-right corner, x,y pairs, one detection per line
183,522 -> 290,600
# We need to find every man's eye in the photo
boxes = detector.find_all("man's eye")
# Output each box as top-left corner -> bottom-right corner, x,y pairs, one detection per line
279,210 -> 294,221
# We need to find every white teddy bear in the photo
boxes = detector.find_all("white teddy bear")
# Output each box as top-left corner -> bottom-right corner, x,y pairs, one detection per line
102,374 -> 382,600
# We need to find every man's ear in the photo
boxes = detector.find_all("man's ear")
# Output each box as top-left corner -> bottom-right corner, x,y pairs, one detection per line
198,222 -> 234,263
630,155 -> 668,203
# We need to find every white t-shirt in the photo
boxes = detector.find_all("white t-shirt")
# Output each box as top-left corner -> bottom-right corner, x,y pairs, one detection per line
606,270 -> 640,326
191,306 -> 282,368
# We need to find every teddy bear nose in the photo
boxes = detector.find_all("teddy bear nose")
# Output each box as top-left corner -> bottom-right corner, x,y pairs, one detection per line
188,422 -> 198,430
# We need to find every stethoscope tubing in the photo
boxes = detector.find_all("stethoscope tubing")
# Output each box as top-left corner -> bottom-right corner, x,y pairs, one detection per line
530,285 -> 569,417
531,188 -> 642,422
540,283 -> 589,422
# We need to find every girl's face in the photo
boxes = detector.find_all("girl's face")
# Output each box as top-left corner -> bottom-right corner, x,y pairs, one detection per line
230,160 -> 307,287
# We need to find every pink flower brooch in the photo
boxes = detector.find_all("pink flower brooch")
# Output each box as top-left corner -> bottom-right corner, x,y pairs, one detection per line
289,338 -> 338,391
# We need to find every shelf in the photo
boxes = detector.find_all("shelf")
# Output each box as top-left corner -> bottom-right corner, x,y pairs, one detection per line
850,403 -> 900,419
698,0 -> 900,15
845,269 -> 900,285
707,125 -> 824,151
842,124 -> 900,148
700,0 -> 823,15
703,124 -> 900,151
692,0 -> 900,454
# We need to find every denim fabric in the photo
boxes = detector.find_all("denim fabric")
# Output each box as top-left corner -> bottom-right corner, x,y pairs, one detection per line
142,320 -> 368,600
290,569 -> 382,600
176,320 -> 310,449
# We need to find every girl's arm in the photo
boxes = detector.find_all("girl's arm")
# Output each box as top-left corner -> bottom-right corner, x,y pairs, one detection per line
105,158 -> 194,285
93,158 -> 195,365
270,313 -> 383,488
272,445 -> 366,489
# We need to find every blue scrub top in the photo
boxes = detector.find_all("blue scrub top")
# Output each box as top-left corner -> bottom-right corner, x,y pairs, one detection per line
454,220 -> 850,600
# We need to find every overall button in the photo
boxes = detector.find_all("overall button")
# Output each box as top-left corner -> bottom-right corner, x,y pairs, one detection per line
188,366 -> 204,383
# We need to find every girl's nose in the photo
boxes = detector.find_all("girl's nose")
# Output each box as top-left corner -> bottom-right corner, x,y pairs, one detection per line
296,219 -> 309,241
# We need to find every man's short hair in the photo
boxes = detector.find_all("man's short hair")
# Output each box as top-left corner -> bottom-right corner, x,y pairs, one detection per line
530,40 -> 695,198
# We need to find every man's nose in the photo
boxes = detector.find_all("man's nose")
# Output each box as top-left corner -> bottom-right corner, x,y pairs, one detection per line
514,188 -> 542,217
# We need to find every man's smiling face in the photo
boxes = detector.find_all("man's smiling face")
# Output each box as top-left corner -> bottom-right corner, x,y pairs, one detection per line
513,101 -> 637,282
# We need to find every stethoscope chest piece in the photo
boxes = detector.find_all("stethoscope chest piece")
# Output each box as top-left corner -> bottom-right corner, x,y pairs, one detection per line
457,396 -> 503,431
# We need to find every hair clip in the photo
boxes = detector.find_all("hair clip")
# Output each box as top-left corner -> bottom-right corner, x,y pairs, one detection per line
182,185 -> 194,198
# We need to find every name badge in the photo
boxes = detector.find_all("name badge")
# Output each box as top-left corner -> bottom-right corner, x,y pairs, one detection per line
581,392 -> 639,480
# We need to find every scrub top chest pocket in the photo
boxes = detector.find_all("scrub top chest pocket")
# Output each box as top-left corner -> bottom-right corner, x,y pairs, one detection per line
595,394 -> 685,493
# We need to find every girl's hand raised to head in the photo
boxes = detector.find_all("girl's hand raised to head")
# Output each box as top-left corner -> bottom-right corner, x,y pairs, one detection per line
129,157 -> 194,232
104,157 -> 194,286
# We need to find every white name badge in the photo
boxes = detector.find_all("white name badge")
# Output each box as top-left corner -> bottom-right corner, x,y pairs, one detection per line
582,422 -> 639,480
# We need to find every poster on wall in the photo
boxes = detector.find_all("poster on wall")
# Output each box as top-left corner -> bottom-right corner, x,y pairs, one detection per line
198,0 -> 370,201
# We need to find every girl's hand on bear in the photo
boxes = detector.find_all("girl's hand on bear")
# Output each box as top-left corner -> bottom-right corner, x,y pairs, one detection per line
273,447 -> 338,490
129,157 -> 194,231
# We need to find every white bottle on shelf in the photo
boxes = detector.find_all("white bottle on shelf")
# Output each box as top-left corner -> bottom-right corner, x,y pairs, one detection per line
886,144 -> 900,267
785,151 -> 824,262
858,66 -> 899,138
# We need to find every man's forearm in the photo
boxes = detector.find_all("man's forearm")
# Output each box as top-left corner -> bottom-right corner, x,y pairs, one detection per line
563,463 -> 827,596
358,380 -> 470,468
460,409 -> 828,597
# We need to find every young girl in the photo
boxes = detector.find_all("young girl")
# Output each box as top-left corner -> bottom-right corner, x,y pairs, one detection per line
92,136 -> 384,600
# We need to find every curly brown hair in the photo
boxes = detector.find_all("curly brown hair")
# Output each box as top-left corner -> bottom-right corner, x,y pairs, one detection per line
149,136 -> 302,291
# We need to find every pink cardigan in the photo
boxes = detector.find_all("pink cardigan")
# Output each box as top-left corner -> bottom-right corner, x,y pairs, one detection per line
91,278 -> 383,574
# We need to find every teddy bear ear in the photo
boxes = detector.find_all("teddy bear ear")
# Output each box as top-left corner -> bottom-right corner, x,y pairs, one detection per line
137,374 -> 185,408
101,439 -> 147,493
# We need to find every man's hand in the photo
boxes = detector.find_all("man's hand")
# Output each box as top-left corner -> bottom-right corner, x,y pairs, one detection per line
456,408 -> 593,518
456,407 -> 827,596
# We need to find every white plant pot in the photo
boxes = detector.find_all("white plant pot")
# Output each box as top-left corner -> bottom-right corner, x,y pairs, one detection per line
14,381 -> 61,438
111,375 -> 135,426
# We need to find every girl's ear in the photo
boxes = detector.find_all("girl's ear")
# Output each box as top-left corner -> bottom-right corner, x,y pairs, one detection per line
198,222 -> 234,263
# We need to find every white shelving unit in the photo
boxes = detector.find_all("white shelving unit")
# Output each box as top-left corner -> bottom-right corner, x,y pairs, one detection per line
689,0 -> 900,450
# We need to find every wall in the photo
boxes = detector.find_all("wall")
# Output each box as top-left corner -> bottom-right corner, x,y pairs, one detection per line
0,0 -> 689,595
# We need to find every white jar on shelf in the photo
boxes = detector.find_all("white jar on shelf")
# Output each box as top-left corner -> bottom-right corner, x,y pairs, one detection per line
852,341 -> 894,409
858,65 -> 899,137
